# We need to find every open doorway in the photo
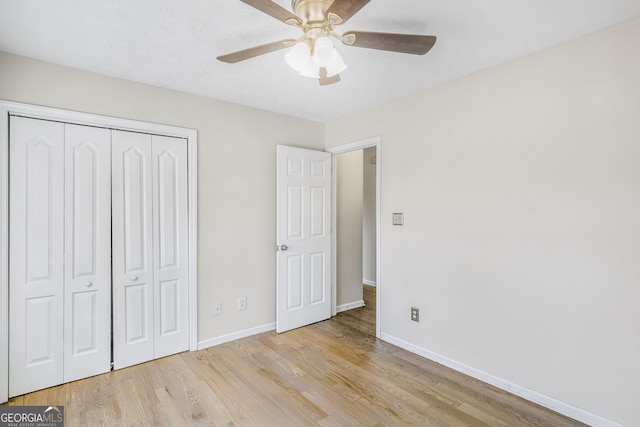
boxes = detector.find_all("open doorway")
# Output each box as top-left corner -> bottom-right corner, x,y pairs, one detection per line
328,137 -> 380,338
361,147 -> 377,334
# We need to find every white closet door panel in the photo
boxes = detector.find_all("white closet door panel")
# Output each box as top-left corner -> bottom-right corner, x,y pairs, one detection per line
112,130 -> 154,369
152,136 -> 189,358
9,117 -> 65,397
63,124 -> 111,382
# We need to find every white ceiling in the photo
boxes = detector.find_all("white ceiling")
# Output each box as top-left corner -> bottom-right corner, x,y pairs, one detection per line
1,0 -> 639,122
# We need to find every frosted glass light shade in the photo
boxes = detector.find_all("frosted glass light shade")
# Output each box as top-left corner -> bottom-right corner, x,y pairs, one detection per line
325,51 -> 347,77
285,42 -> 311,72
312,36 -> 338,67
298,56 -> 320,78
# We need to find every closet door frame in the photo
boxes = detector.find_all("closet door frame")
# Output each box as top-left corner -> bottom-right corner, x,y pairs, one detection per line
0,100 -> 199,403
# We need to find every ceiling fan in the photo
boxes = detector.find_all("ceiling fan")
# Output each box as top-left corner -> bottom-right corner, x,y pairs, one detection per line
217,0 -> 437,85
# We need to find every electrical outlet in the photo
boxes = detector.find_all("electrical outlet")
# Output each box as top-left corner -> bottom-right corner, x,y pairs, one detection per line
411,307 -> 419,322
213,303 -> 221,316
237,296 -> 247,310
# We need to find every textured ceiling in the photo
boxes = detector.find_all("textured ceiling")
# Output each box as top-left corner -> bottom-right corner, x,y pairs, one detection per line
1,0 -> 639,122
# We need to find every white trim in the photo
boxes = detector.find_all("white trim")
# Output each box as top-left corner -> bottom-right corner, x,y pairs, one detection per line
380,333 -> 624,427
327,137 -> 380,155
0,100 -> 199,401
363,279 -> 377,287
330,155 -> 338,317
187,127 -> 198,351
336,300 -> 365,313
0,103 -> 8,404
326,136 -> 382,339
197,323 -> 276,350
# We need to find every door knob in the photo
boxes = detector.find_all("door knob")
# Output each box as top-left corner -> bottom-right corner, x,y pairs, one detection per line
280,245 -> 288,251
131,276 -> 138,281
85,281 -> 93,287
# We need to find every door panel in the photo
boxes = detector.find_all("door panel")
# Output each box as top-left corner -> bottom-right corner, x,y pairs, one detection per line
125,283 -> 149,342
152,135 -> 189,358
159,280 -> 179,334
310,252 -> 326,304
287,186 -> 303,238
123,147 -> 148,272
25,297 -> 55,363
9,117 -> 65,397
276,146 -> 332,333
287,254 -> 304,310
63,124 -> 111,382
112,130 -> 154,369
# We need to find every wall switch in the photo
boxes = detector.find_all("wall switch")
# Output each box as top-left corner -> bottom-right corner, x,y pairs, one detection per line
237,296 -> 247,310
393,213 -> 404,226
411,307 -> 419,322
213,303 -> 221,316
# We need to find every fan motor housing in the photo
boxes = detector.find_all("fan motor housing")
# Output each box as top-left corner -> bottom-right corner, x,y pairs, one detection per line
292,0 -> 333,23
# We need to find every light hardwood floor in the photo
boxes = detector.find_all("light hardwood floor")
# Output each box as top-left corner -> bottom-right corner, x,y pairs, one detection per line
6,285 -> 586,426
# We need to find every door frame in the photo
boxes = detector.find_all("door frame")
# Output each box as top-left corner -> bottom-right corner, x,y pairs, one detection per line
326,136 -> 381,338
0,100 -> 199,403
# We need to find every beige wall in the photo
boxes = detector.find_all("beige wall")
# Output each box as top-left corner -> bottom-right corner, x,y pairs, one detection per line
336,150 -> 363,307
0,52 -> 325,343
325,17 -> 640,426
362,147 -> 377,285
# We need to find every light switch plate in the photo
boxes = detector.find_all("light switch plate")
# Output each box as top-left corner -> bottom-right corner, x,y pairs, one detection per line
392,212 -> 404,226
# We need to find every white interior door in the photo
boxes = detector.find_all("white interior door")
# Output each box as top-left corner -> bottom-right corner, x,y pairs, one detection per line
112,130 -> 154,369
63,124 -> 112,382
9,117 -> 65,397
276,146 -> 332,333
152,135 -> 189,358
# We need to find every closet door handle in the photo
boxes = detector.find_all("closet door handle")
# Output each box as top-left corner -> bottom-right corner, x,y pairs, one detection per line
130,276 -> 138,281
85,281 -> 93,287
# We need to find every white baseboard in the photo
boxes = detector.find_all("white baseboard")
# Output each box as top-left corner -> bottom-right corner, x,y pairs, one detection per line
198,322 -> 275,350
336,300 -> 365,313
380,333 -> 623,427
363,280 -> 376,287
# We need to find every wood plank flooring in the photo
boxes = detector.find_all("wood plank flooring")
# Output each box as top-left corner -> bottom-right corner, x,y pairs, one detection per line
6,285 -> 586,426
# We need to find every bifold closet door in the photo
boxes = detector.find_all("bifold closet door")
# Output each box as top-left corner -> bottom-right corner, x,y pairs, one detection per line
112,131 -> 154,369
112,131 -> 188,369
152,135 -> 189,359
63,124 -> 112,383
9,117 -> 111,396
9,117 -> 65,397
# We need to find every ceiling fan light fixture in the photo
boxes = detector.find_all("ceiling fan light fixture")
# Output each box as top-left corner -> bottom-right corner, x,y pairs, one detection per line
325,51 -> 347,77
219,0 -> 437,86
298,56 -> 320,78
284,41 -> 311,72
312,36 -> 338,67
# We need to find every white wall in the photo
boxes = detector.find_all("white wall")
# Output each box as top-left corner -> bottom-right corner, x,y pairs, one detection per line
0,52 -> 325,344
362,147 -> 377,285
336,150 -> 363,307
325,17 -> 640,427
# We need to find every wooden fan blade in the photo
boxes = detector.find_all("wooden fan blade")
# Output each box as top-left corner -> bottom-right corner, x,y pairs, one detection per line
319,68 -> 341,86
325,0 -> 370,24
239,0 -> 301,25
342,31 -> 436,55
217,39 -> 296,63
